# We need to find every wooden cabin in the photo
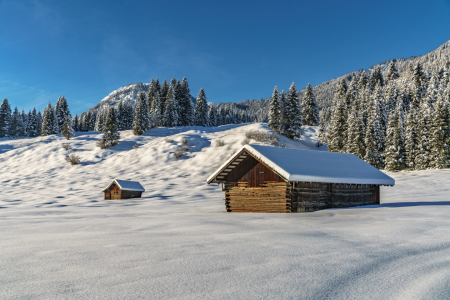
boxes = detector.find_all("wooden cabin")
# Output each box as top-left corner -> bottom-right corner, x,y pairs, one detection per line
207,145 -> 395,213
102,179 -> 145,200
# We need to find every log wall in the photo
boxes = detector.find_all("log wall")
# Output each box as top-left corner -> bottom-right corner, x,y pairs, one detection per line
224,181 -> 290,213
290,182 -> 379,212
226,155 -> 284,187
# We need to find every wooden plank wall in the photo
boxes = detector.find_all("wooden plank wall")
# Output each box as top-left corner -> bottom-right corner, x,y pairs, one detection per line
224,181 -> 290,213
226,156 -> 284,187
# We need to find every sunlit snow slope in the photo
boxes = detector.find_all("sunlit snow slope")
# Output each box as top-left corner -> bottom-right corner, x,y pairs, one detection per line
1,123 -> 450,300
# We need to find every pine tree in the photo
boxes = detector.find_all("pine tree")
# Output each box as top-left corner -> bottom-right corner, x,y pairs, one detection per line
207,105 -> 217,127
414,105 -> 431,170
55,96 -> 71,132
358,71 -> 369,91
101,107 -> 120,148
160,79 -> 169,117
194,88 -> 208,126
162,85 -> 179,127
133,92 -> 150,135
9,107 -> 21,138
384,109 -> 405,171
364,100 -> 384,169
403,109 -> 418,169
267,86 -> 281,133
346,105 -> 365,159
73,114 -> 78,132
94,107 -> 107,132
61,115 -> 74,140
327,99 -> 346,152
283,83 -> 302,139
0,98 -> 12,137
385,61 -> 400,83
41,102 -> 54,136
150,91 -> 162,127
177,77 -> 193,126
317,110 -> 327,147
369,66 -> 384,89
147,78 -> 156,119
429,94 -> 449,169
20,109 -> 27,136
302,83 -> 319,125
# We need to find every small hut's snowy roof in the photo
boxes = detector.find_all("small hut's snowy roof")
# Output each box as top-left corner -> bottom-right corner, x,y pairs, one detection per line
102,179 -> 145,192
207,145 -> 395,186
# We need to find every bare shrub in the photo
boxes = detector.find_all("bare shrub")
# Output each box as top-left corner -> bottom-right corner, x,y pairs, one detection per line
245,130 -> 280,146
165,137 -> 172,143
215,139 -> 225,147
241,138 -> 249,145
65,154 -> 80,165
132,143 -> 139,149
181,137 -> 188,144
179,145 -> 190,152
174,150 -> 183,159
62,143 -> 70,151
96,140 -> 106,149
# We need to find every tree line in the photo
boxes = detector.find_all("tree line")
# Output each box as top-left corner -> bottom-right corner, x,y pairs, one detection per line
321,62 -> 450,171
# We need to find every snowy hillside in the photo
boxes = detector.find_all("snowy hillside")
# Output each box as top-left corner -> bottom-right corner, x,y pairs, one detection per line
2,123 -> 450,299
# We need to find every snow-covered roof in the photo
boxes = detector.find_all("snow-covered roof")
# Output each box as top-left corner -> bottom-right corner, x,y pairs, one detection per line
102,179 -> 145,192
207,145 -> 395,186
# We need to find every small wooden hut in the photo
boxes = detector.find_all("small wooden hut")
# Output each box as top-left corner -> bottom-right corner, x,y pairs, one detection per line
207,145 -> 395,213
102,179 -> 145,200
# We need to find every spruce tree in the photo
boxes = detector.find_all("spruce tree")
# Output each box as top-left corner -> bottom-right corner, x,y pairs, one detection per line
163,85 -> 179,127
177,77 -> 193,126
317,110 -> 327,147
133,92 -> 150,135
369,66 -> 384,89
61,115 -> 75,140
385,61 -> 400,83
364,100 -> 384,169
414,106 -> 431,170
284,82 -> 302,139
160,79 -> 169,116
26,108 -> 39,137
0,98 -> 12,137
267,86 -> 281,133
384,109 -> 405,171
150,91 -> 162,127
73,114 -> 79,132
207,105 -> 217,127
346,105 -> 365,159
327,99 -> 346,152
429,94 -> 449,169
358,71 -> 369,91
194,88 -> 208,126
55,96 -> 71,132
101,107 -> 120,148
302,83 -> 319,125
147,78 -> 156,118
41,102 -> 53,136
9,107 -> 21,138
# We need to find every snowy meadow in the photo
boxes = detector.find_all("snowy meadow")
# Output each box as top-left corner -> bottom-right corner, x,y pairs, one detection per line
1,123 -> 450,299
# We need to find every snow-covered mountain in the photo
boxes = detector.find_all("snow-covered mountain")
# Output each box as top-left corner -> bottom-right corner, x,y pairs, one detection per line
81,39 -> 450,121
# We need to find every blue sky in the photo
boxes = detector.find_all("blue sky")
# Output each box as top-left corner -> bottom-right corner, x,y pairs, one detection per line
1,0 -> 450,115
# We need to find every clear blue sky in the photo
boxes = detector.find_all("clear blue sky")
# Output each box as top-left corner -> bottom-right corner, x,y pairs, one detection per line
1,0 -> 450,115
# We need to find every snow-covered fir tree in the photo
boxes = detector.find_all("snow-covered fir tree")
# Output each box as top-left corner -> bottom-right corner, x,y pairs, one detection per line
429,94 -> 449,169
73,114 -> 79,131
283,83 -> 302,139
132,92 -> 151,135
194,88 -> 208,126
302,83 -> 319,126
160,79 -> 169,117
414,103 -> 432,170
0,98 -> 12,137
26,108 -> 40,137
384,108 -> 405,171
9,107 -> 21,138
101,107 -> 120,148
404,109 -> 417,169
150,91 -> 162,127
327,93 -> 347,153
316,110 -> 327,147
61,115 -> 75,140
41,102 -> 57,136
178,77 -> 193,126
385,61 -> 400,83
55,96 -> 71,132
267,86 -> 281,133
207,105 -> 217,127
162,85 -> 179,127
363,99 -> 384,169
346,105 -> 365,159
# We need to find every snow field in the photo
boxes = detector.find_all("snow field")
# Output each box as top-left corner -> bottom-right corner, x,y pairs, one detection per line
1,123 -> 450,299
